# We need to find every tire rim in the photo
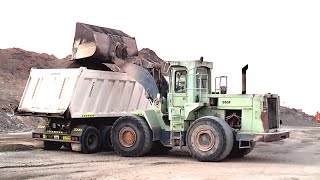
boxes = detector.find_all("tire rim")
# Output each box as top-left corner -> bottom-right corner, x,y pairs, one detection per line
195,130 -> 215,152
118,127 -> 136,148
87,133 -> 98,149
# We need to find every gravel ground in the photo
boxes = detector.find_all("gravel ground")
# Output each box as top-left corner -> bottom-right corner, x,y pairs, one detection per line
0,126 -> 320,180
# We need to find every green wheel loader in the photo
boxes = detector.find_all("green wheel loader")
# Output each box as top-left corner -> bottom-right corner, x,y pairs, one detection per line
115,59 -> 288,161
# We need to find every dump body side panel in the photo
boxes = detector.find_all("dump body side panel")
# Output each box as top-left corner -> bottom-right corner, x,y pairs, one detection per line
69,69 -> 151,118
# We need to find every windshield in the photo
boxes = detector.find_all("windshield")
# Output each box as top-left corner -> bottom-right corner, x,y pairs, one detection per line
196,67 -> 208,89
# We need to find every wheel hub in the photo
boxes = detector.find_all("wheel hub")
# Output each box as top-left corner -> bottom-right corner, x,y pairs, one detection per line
195,130 -> 215,152
119,127 -> 136,148
87,134 -> 98,147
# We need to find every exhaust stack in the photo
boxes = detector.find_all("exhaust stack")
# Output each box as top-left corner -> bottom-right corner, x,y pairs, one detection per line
242,64 -> 248,94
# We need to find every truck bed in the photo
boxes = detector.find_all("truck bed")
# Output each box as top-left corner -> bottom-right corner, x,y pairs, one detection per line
17,67 -> 151,118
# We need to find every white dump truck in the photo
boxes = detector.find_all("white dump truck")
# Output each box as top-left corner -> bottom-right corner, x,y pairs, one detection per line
16,67 -> 151,153
15,22 -> 170,154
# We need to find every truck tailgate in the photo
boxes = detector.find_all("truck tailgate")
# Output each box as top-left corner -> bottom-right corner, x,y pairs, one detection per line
17,68 -> 82,115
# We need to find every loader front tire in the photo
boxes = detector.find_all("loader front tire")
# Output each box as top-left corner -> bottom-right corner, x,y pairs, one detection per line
187,116 -> 233,162
111,116 -> 152,157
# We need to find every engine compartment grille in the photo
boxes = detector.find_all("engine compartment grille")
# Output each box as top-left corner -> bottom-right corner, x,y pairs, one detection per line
267,97 -> 279,129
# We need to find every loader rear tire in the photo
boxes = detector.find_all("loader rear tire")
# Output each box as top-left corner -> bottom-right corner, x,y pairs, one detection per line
43,141 -> 62,150
100,126 -> 113,151
187,116 -> 233,162
81,126 -> 100,154
111,116 -> 152,157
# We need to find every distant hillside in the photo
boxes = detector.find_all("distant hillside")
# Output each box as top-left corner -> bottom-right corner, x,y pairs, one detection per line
0,48 -> 71,133
280,106 -> 319,127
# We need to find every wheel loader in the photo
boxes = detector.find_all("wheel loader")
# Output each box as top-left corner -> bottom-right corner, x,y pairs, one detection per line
15,22 -> 289,162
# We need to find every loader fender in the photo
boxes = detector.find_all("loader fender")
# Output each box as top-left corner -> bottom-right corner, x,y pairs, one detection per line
134,110 -> 161,141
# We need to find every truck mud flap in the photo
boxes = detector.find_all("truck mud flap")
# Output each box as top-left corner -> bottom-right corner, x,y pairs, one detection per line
33,122 -> 47,134
34,140 -> 45,148
70,125 -> 88,152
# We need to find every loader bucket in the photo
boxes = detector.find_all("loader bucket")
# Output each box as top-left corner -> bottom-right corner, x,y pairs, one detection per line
71,22 -> 164,100
72,22 -> 138,62
110,57 -> 159,100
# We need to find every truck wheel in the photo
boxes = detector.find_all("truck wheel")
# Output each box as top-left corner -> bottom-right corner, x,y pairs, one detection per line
43,141 -> 62,150
100,126 -> 113,151
81,126 -> 100,154
150,140 -> 172,155
111,116 -> 152,157
228,141 -> 256,158
186,117 -> 233,162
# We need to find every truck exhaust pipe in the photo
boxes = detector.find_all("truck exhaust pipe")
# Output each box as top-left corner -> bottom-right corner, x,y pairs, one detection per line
242,64 -> 248,94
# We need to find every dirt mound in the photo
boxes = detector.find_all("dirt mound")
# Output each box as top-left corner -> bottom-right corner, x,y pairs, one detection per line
0,48 -> 71,133
280,106 -> 319,127
0,144 -> 35,152
0,48 -> 70,81
0,132 -> 36,151
137,48 -> 165,65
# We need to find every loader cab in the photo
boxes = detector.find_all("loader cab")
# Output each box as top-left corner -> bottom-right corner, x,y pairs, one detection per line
168,60 -> 213,107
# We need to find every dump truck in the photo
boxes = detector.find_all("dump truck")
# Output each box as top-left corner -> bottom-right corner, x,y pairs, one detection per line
15,22 -> 289,162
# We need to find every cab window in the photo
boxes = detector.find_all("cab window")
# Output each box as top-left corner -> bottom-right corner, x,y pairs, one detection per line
196,68 -> 208,89
175,70 -> 187,93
